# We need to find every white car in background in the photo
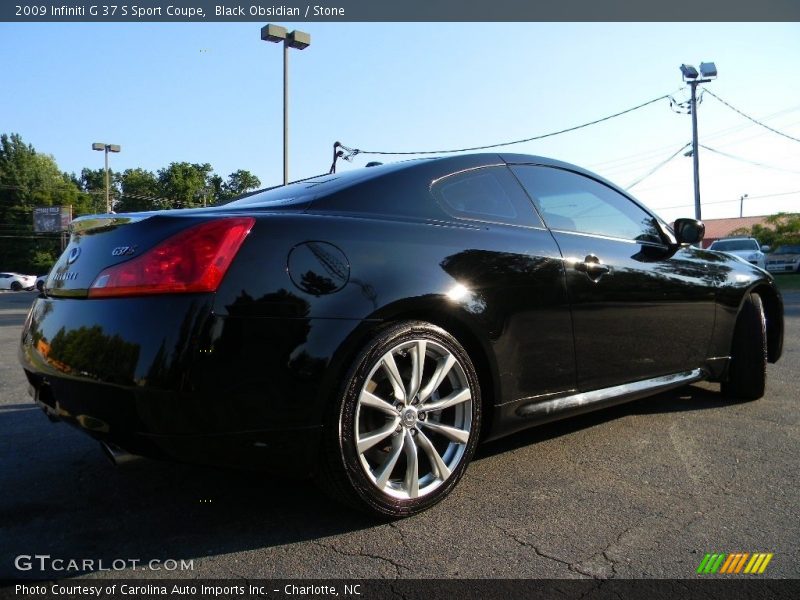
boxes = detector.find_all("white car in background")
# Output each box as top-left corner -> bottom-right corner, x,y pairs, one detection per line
708,238 -> 767,270
0,272 -> 37,291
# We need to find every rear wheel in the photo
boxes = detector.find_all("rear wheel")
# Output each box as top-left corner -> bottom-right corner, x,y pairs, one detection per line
10,281 -> 22,291
721,292 -> 767,401
318,321 -> 481,517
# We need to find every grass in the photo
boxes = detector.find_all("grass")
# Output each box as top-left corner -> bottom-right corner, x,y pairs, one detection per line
772,273 -> 800,291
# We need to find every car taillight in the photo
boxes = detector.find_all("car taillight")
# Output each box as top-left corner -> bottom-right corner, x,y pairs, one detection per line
88,217 -> 254,298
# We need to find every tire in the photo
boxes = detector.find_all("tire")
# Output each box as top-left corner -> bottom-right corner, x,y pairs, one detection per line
318,321 -> 482,517
10,281 -> 22,291
721,292 -> 767,401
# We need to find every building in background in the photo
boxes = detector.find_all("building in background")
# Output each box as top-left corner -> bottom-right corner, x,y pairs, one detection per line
701,216 -> 772,248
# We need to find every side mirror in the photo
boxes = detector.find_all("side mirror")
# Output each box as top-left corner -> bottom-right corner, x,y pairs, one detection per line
761,245 -> 771,253
673,218 -> 705,246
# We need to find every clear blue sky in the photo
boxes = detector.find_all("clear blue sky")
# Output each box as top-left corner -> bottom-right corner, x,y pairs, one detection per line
1,22 -> 799,222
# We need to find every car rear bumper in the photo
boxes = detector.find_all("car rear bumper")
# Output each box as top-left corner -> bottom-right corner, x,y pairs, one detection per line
18,294 -> 360,475
26,377 -> 321,474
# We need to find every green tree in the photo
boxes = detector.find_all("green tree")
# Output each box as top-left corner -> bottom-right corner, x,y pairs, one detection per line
117,168 -> 162,212
157,162 -> 213,209
729,213 -> 800,248
0,133 -> 84,272
219,169 -> 261,203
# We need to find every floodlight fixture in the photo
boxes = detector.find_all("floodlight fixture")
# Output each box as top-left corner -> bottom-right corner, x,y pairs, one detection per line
287,30 -> 311,50
699,62 -> 717,78
680,64 -> 699,80
261,24 -> 287,43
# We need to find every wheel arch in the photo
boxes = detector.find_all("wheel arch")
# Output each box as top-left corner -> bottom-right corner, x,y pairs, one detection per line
322,300 -> 501,443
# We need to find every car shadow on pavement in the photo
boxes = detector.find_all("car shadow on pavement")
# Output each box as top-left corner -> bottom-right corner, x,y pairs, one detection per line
0,407 -> 379,580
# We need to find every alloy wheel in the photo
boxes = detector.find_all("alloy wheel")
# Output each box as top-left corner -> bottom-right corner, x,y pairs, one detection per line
353,339 -> 473,500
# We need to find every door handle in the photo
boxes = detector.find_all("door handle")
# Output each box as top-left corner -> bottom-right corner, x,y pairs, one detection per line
574,255 -> 610,280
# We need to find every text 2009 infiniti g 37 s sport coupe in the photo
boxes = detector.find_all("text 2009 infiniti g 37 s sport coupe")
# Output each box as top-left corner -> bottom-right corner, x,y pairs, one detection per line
19,153 -> 783,517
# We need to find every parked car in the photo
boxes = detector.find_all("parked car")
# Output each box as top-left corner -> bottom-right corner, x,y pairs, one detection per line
19,153 -> 784,517
707,237 -> 766,270
0,272 -> 36,291
766,245 -> 800,274
35,274 -> 48,292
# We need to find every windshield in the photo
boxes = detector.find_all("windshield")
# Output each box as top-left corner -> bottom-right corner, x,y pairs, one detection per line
710,239 -> 759,252
774,245 -> 800,254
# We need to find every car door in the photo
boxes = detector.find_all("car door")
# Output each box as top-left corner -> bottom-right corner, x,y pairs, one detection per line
510,164 -> 716,392
429,165 -> 578,403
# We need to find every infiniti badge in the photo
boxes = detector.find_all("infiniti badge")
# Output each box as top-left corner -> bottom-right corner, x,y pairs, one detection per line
66,247 -> 81,264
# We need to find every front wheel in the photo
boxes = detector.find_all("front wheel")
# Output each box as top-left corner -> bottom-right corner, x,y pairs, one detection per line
318,321 -> 482,517
721,292 -> 767,401
10,281 -> 22,291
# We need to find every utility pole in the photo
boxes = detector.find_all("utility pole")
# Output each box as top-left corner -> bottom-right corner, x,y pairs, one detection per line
680,62 -> 717,221
689,81 -> 701,220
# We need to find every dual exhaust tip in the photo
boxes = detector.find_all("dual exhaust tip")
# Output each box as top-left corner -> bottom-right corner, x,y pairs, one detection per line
99,441 -> 140,466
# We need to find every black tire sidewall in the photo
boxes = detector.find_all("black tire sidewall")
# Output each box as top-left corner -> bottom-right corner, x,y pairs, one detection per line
336,321 -> 482,517
722,292 -> 767,401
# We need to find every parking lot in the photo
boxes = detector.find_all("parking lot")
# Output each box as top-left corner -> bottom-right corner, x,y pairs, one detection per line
1,290 -> 798,580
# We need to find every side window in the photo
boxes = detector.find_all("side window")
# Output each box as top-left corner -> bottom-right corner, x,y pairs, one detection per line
431,166 -> 544,228
511,165 -> 661,243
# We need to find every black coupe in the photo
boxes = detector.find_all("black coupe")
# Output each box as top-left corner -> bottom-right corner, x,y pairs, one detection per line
19,153 -> 783,517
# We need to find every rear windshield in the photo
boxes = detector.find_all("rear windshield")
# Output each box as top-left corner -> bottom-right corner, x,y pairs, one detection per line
710,239 -> 759,251
225,163 -> 413,207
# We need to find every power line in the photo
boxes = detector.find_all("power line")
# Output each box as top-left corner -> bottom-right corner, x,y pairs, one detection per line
590,104 -> 800,174
748,189 -> 800,200
705,89 -> 800,144
653,190 -> 800,212
626,143 -> 691,190
336,90 -> 683,159
700,144 -> 800,175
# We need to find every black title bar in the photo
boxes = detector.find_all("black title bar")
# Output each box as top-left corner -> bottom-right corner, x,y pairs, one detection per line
3,0 -> 800,22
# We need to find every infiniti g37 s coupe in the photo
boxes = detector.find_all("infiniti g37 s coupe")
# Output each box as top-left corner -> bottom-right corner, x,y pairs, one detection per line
19,153 -> 783,517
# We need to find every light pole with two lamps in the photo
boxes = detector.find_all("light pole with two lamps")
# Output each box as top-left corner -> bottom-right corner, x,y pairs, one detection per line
679,61 -> 717,221
92,142 -> 121,213
261,24 -> 311,186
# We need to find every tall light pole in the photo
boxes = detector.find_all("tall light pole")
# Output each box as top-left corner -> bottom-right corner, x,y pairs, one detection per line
92,142 -> 121,213
740,193 -> 749,218
679,62 -> 717,221
261,24 -> 311,185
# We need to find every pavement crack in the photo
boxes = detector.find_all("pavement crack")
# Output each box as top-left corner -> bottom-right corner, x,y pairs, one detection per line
493,524 -> 594,578
312,540 -> 409,577
388,521 -> 411,554
601,550 -> 618,577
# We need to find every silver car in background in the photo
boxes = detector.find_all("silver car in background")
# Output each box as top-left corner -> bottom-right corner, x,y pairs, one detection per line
766,245 -> 800,274
708,237 -> 767,270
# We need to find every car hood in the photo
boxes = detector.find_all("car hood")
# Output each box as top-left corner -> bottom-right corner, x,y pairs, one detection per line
768,253 -> 800,260
717,249 -> 762,258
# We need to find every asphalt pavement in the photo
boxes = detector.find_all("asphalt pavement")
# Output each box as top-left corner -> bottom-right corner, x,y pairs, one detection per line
0,290 -> 797,580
